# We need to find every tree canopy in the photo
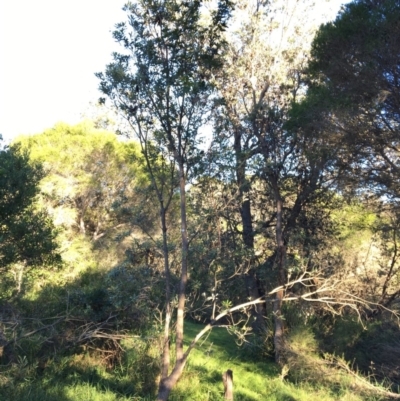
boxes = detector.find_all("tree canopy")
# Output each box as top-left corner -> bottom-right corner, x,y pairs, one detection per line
303,0 -> 400,199
0,144 -> 60,296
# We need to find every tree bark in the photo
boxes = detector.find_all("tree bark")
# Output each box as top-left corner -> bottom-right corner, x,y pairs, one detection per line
272,181 -> 287,364
157,357 -> 188,401
160,206 -> 172,381
234,130 -> 264,330
223,369 -> 234,400
176,161 -> 189,362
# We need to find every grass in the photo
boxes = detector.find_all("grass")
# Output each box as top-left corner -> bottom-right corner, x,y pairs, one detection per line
170,321 -> 385,401
0,320 -> 388,401
172,320 -> 276,400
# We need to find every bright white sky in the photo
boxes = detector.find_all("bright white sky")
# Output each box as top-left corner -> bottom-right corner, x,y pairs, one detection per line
0,0 -> 127,142
0,0 -> 347,143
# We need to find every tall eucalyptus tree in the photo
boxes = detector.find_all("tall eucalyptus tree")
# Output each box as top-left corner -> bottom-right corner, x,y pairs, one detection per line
213,0 -> 345,362
97,0 -> 233,398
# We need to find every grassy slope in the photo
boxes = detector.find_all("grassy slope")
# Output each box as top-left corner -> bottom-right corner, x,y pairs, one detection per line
171,321 -> 376,401
0,320 -> 384,401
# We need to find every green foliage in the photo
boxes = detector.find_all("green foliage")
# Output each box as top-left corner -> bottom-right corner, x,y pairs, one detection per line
0,145 -> 41,221
8,121 -> 157,302
303,0 -> 400,199
0,145 -> 60,291
15,121 -> 147,240
97,0 -> 234,178
331,201 -> 376,246
321,318 -> 400,386
309,0 -> 400,106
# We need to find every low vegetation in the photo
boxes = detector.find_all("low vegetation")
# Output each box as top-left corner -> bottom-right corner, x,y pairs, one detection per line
1,312 -> 396,401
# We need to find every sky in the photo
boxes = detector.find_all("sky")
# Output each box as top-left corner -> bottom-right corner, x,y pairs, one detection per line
0,0 -> 127,142
0,0 -> 347,143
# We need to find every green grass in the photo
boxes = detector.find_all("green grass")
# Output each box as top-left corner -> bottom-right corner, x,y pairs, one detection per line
170,321 -> 383,401
0,320 -> 387,401
172,321 -> 276,400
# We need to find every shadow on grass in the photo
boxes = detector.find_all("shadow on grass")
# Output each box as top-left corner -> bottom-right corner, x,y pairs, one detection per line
0,384 -> 72,401
183,320 -> 276,370
0,352 -> 156,401
0,266 -> 289,401
0,261 -> 165,401
178,321 -> 284,400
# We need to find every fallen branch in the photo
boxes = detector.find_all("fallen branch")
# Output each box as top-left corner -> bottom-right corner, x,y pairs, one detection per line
328,356 -> 400,399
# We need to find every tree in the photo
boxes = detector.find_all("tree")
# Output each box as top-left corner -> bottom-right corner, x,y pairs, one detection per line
305,0 -> 400,201
16,121 -> 146,242
212,0 -> 345,362
97,1 -> 233,398
0,144 -> 59,295
291,0 -> 400,317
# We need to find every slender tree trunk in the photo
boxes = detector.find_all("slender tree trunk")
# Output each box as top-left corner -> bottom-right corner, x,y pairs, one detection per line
160,206 -> 172,383
156,156 -> 260,400
272,181 -> 287,364
139,141 -> 175,398
176,161 -> 189,362
154,154 -> 189,401
157,356 -> 189,401
241,198 -> 265,330
79,216 -> 85,234
234,131 -> 264,329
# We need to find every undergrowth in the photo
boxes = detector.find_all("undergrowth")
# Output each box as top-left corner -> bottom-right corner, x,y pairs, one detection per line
0,309 -> 396,401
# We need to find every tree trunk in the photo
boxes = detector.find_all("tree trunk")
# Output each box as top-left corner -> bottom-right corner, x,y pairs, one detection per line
157,357 -> 188,401
157,161 -> 189,401
273,287 -> 285,364
235,131 -> 264,330
140,145 -> 175,397
241,198 -> 265,330
272,182 -> 287,364
176,161 -> 189,362
160,206 -> 172,381
79,216 -> 85,234
223,369 -> 234,400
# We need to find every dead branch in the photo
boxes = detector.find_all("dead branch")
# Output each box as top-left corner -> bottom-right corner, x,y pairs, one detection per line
1,311 -> 141,353
269,273 -> 400,323
183,297 -> 266,359
327,356 -> 400,399
4,315 -> 67,348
